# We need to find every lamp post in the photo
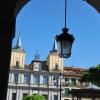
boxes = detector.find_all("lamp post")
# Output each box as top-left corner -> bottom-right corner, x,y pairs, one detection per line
56,0 -> 75,58
38,76 -> 39,93
55,0 -> 74,100
59,72 -> 62,100
53,73 -> 63,100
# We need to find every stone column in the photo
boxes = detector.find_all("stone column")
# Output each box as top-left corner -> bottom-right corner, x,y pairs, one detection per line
6,89 -> 9,100
6,89 -> 10,100
40,75 -> 43,85
30,74 -> 33,84
8,73 -> 12,83
29,74 -> 33,95
19,74 -> 22,83
19,89 -> 23,100
48,91 -> 51,100
16,89 -> 22,100
21,74 -> 24,84
19,73 -> 25,84
49,75 -> 52,86
7,88 -> 12,100
29,90 -> 33,95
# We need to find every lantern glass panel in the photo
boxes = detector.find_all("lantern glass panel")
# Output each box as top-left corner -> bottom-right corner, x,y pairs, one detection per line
62,40 -> 71,55
57,40 -> 72,58
57,41 -> 61,54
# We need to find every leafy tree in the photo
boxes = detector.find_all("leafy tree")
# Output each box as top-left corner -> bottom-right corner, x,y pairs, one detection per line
22,93 -> 46,100
81,64 -> 100,87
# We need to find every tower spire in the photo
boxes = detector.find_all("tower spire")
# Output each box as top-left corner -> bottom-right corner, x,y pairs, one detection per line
53,39 -> 57,51
51,39 -> 57,53
16,33 -> 22,48
34,49 -> 40,61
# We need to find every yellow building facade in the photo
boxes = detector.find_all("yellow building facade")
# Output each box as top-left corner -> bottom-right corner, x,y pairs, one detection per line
46,51 -> 63,71
10,33 -> 25,68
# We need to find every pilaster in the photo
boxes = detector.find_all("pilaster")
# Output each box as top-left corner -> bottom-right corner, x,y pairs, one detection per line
7,88 -> 12,100
11,73 -> 14,83
40,75 -> 43,85
30,74 -> 33,84
16,89 -> 22,100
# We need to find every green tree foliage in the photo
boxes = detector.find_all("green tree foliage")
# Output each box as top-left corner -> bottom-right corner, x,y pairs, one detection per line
81,64 -> 100,87
22,93 -> 46,100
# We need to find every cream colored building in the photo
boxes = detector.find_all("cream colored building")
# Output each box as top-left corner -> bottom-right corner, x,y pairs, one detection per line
7,34 -> 64,100
10,33 -> 25,68
7,34 -> 87,100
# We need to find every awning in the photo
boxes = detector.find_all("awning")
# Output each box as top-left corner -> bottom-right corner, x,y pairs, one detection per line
70,89 -> 100,98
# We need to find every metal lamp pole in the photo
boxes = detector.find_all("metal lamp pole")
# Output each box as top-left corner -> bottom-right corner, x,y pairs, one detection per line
15,80 -> 17,100
60,72 -> 62,100
38,78 -> 39,93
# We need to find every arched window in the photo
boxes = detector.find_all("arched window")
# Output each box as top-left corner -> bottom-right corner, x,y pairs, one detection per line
55,64 -> 59,70
16,61 -> 19,67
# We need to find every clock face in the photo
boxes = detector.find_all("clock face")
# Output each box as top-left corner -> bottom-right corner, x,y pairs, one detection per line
33,63 -> 39,71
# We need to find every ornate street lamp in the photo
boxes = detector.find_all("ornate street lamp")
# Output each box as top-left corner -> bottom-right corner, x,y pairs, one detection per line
56,0 -> 75,58
56,28 -> 74,58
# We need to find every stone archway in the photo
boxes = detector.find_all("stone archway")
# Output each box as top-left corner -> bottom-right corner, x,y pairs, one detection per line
0,1 -> 30,100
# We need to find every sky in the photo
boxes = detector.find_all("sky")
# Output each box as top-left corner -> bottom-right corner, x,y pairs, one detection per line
13,0 -> 100,69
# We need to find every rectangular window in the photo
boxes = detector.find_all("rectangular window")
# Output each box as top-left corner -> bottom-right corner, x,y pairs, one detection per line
53,76 -> 58,86
12,93 -> 16,100
54,95 -> 58,100
71,78 -> 76,85
33,75 -> 40,84
65,78 -> 69,82
43,75 -> 48,85
24,75 -> 30,83
14,74 -> 18,83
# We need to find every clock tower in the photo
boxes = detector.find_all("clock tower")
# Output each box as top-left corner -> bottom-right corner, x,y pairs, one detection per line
31,50 -> 41,71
